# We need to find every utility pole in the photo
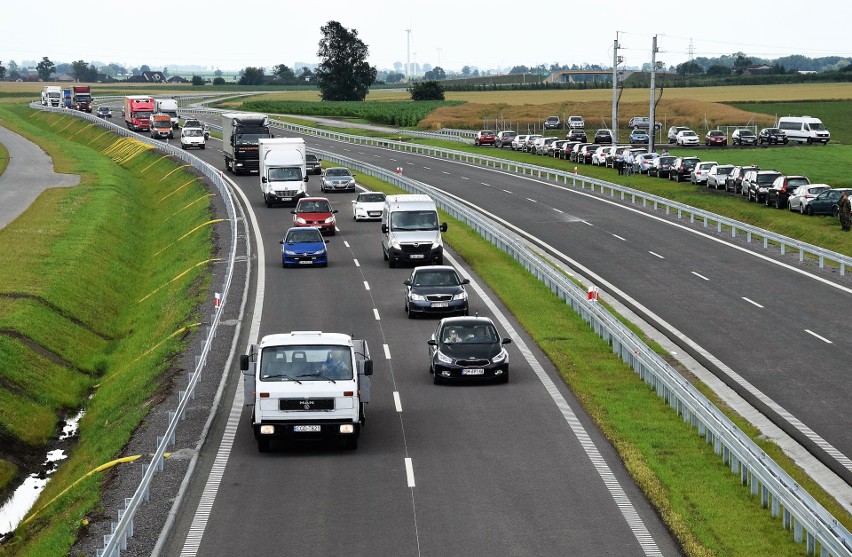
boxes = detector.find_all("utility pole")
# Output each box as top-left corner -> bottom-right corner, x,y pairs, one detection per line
649,35 -> 659,154
405,28 -> 412,81
611,33 -> 622,145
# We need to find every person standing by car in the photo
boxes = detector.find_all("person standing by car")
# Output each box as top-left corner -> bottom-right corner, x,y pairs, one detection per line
625,151 -> 635,176
616,152 -> 625,175
839,192 -> 852,232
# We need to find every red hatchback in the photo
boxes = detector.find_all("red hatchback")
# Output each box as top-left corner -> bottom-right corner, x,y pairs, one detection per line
474,130 -> 496,146
291,197 -> 338,236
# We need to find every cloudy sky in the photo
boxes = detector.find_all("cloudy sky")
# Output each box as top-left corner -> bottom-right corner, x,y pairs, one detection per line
4,0 -> 850,72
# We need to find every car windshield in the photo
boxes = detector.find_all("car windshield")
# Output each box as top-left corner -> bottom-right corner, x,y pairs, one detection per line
325,168 -> 351,177
758,174 -> 782,185
269,167 -> 303,181
298,200 -> 331,212
286,229 -> 323,243
412,270 -> 460,287
358,193 -> 385,203
683,131 -> 697,137
306,155 -> 318,162
391,210 -> 438,231
808,186 -> 829,195
259,346 -> 352,381
709,131 -> 723,136
184,129 -> 203,137
442,324 -> 499,344
739,130 -> 755,137
184,120 -> 201,127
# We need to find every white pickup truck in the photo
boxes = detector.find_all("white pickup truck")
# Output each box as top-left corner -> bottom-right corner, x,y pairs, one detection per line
241,331 -> 373,452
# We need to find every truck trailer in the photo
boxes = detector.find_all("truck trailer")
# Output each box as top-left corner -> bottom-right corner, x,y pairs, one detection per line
222,112 -> 273,175
154,98 -> 179,128
259,137 -> 308,206
241,331 -> 373,452
63,89 -> 72,108
72,85 -> 92,112
123,95 -> 155,132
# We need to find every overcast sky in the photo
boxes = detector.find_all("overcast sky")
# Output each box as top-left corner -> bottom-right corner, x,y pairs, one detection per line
4,0 -> 850,73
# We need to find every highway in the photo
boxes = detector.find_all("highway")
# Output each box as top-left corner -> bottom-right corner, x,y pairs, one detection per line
158,114 -> 852,554
158,131 -> 683,556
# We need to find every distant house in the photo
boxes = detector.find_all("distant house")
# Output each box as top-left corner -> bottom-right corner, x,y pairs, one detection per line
55,73 -> 75,82
126,71 -> 168,83
167,75 -> 188,83
742,64 -> 772,75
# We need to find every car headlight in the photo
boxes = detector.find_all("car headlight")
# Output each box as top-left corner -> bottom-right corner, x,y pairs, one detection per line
313,248 -> 326,255
295,217 -> 307,225
284,249 -> 297,255
436,351 -> 453,364
390,238 -> 401,249
492,349 -> 508,364
324,216 -> 335,224
453,291 -> 467,300
409,292 -> 426,301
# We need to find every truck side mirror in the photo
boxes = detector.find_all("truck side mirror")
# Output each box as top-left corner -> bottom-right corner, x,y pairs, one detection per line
403,279 -> 411,286
363,360 -> 373,376
332,209 -> 338,214
304,176 -> 309,182
427,339 -> 437,346
261,177 -> 267,184
381,224 -> 389,234
441,223 -> 448,232
240,354 -> 249,370
502,338 -> 513,345
461,278 -> 470,285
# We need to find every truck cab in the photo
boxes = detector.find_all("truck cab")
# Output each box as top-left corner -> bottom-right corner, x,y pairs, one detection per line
222,112 -> 273,175
241,331 -> 373,452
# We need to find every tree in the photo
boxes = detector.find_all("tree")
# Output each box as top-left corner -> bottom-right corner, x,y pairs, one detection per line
83,64 -> 99,82
213,76 -> 226,85
140,64 -> 151,73
273,64 -> 297,84
385,72 -> 405,83
410,80 -> 444,101
299,67 -> 316,84
316,20 -> 377,101
71,60 -> 90,81
461,65 -> 472,77
36,57 -> 55,81
238,66 -> 265,85
424,66 -> 446,80
8,60 -> 19,80
732,54 -> 752,75
214,68 -> 223,77
676,60 -> 704,76
706,64 -> 730,76
0,61 -> 5,80
509,65 -> 529,74
191,75 -> 205,86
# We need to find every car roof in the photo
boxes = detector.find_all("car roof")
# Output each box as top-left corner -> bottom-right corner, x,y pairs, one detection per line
439,316 -> 496,327
413,265 -> 458,274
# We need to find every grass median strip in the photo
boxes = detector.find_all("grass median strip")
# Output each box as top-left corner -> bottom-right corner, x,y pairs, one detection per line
352,170 -> 851,557
0,103 -> 214,555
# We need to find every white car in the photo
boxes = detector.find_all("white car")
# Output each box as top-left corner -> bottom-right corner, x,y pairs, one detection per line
510,134 -> 528,151
351,191 -> 386,221
788,184 -> 831,214
567,115 -> 585,129
676,129 -> 700,146
690,161 -> 717,185
592,146 -> 612,166
180,127 -> 206,150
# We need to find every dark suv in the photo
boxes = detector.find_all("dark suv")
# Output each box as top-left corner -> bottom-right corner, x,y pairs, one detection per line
305,154 -> 322,175
543,116 -> 561,130
725,165 -> 759,194
743,170 -> 783,203
669,157 -> 701,182
765,175 -> 810,209
758,128 -> 788,145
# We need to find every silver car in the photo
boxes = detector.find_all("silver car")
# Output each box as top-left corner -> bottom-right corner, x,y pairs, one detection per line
320,167 -> 357,192
788,184 -> 831,214
511,134 -> 528,151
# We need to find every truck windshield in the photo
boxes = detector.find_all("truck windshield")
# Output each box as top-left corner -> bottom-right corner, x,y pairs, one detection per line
236,133 -> 272,145
134,111 -> 152,119
391,210 -> 438,231
260,345 -> 352,381
268,167 -> 303,182
76,94 -> 91,101
48,93 -> 60,98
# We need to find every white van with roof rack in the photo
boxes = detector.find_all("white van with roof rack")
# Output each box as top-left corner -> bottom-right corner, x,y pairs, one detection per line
776,116 -> 830,144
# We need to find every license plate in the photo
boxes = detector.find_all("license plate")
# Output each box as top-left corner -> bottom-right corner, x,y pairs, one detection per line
462,368 -> 485,375
299,260 -> 313,265
431,302 -> 449,308
282,197 -> 292,201
409,254 -> 424,259
293,425 -> 321,432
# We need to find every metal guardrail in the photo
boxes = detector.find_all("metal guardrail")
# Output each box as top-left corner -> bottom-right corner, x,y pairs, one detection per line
28,103 -> 240,557
185,106 -> 850,275
312,147 -> 852,557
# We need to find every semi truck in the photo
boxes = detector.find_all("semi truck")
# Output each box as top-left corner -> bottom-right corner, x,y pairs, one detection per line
241,331 -> 373,452
154,98 -> 179,128
72,85 -> 92,112
222,112 -> 273,175
258,137 -> 308,207
41,86 -> 62,107
123,96 -> 155,132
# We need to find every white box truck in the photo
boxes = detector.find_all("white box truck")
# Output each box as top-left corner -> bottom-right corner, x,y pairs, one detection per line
241,331 -> 373,452
381,194 -> 447,267
776,116 -> 830,144
154,98 -> 180,128
258,137 -> 308,206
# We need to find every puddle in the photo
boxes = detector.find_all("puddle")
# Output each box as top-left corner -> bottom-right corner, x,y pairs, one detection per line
0,409 -> 84,539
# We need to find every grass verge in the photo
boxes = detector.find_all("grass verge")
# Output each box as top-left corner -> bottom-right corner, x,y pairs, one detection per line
351,170 -> 852,557
0,104 -> 214,556
0,141 -> 8,175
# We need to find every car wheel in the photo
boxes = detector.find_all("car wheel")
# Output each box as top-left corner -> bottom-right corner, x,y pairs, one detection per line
433,373 -> 443,385
832,206 -> 839,218
805,205 -> 813,216
388,258 -> 396,268
800,204 -> 805,215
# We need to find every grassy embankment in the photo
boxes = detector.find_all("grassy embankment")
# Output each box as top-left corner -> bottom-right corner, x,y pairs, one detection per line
346,168 -> 852,557
0,103 -> 214,556
0,142 -> 8,175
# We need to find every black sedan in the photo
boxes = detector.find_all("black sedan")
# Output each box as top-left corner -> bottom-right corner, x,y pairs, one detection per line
759,128 -> 788,145
594,129 -> 613,144
804,188 -> 852,216
428,317 -> 511,384
404,265 -> 469,318
566,128 -> 588,142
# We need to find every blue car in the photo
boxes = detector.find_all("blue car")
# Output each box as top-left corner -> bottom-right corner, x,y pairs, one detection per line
279,226 -> 328,267
630,129 -> 650,144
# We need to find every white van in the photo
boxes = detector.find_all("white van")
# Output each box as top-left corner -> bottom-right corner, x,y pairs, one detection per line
381,194 -> 447,267
776,116 -> 830,144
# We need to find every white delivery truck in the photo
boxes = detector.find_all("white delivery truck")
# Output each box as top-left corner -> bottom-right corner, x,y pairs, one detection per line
41,86 -> 62,107
776,116 -> 831,144
154,98 -> 180,128
241,331 -> 373,452
258,137 -> 308,206
381,194 -> 447,267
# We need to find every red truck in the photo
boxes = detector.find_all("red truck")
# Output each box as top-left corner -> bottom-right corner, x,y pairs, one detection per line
72,85 -> 92,112
123,95 -> 155,132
